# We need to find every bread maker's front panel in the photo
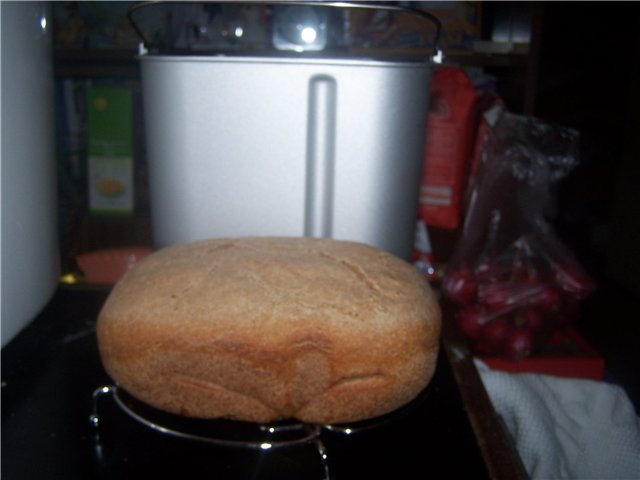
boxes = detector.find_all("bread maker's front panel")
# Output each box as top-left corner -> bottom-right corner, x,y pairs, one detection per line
141,56 -> 431,259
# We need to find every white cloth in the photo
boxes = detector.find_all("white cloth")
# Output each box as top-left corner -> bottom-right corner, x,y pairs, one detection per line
475,359 -> 640,480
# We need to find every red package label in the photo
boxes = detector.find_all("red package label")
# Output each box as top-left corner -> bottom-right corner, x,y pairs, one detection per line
419,67 -> 477,229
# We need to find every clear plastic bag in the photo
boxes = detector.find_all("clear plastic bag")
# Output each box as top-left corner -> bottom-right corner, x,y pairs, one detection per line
442,112 -> 596,360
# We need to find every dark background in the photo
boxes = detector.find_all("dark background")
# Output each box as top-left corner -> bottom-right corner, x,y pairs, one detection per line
534,2 -> 640,409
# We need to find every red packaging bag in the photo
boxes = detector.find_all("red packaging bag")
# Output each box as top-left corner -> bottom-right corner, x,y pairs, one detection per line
442,112 -> 597,361
419,67 -> 477,230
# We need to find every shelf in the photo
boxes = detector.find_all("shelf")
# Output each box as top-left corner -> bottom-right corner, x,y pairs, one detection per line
53,46 -> 532,79
54,48 -> 140,78
445,51 -> 529,68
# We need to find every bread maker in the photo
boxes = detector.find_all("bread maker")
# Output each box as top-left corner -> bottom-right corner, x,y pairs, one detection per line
129,2 -> 441,260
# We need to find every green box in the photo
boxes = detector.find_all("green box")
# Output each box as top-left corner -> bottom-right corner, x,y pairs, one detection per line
86,86 -> 133,215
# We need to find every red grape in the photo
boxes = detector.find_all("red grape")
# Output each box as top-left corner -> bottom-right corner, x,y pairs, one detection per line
443,267 -> 477,305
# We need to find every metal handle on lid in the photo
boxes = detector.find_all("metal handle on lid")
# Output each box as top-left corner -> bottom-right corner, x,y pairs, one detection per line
128,1 -> 443,61
270,1 -> 442,59
296,1 -> 442,55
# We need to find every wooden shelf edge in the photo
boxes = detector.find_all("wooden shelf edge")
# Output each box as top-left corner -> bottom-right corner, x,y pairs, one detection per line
441,302 -> 530,480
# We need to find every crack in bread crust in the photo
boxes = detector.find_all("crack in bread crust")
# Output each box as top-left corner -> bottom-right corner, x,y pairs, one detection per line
315,251 -> 385,297
329,371 -> 385,389
170,373 -> 280,415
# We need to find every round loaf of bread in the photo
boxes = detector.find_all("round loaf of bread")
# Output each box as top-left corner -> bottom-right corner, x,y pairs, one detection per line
96,237 -> 441,424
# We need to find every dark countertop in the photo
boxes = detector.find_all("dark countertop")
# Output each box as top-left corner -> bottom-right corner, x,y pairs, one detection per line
1,286 -> 526,480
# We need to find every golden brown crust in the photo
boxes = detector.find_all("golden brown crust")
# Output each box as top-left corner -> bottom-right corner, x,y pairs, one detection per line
96,237 -> 441,424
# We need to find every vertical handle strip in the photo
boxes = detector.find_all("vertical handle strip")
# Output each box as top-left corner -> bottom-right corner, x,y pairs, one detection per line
305,75 -> 337,238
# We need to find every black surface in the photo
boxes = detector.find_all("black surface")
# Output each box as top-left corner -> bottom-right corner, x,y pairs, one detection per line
2,287 -> 489,480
